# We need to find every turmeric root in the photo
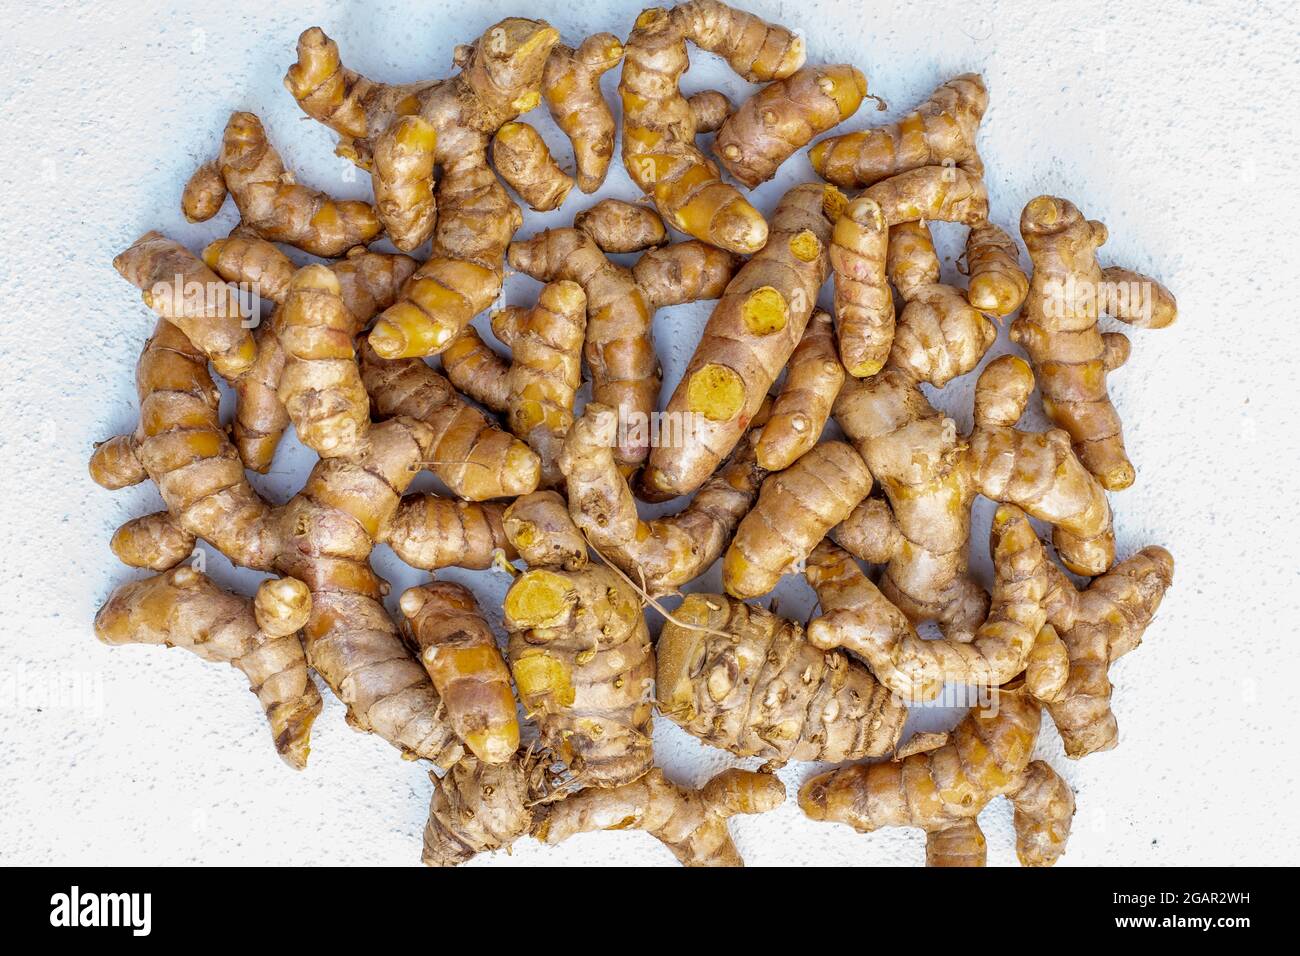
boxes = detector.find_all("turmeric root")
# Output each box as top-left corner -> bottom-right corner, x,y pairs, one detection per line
441,305 -> 586,486
202,234 -> 295,304
200,237 -> 294,469
882,217 -> 996,386
559,402 -> 766,596
208,233 -> 415,314
723,441 -> 872,599
89,436 -> 148,491
182,111 -> 382,257
326,247 -> 423,324
917,758 -> 1074,867
657,594 -> 906,764
1008,759 -> 1078,867
273,265 -> 370,459
371,115 -> 438,251
180,161 -> 226,223
619,1 -> 803,253
535,767 -> 785,866
1040,547 -> 1174,757
542,35 -> 623,193
109,512 -> 196,571
496,285 -> 586,438
967,356 -> 1115,574
886,220 -> 939,298
90,319 -> 274,570
755,311 -> 844,471
1024,623 -> 1072,703
829,196 -> 893,377
279,423 -> 483,768
94,568 -> 321,769
881,217 -> 992,381
892,282 -> 997,386
229,326 -> 291,473
862,164 -> 989,226
672,0 -> 805,78
509,227 -> 736,471
424,752 -> 785,867
491,122 -> 574,211
575,199 -> 667,253
642,183 -> 840,500
113,232 -> 257,380
284,19 -> 559,357
923,817 -> 988,867
201,239 -> 417,471
90,315 -> 467,766
400,582 -> 520,764
810,73 -> 987,188
1014,195 -> 1178,490
833,354 -> 1114,641
631,240 -> 738,309
502,508 -> 654,788
444,281 -> 587,486
422,756 -> 534,866
502,490 -> 589,571
799,687 -> 1074,867
715,65 -> 869,188
439,323 -> 512,412
206,238 -> 417,326
687,90 -> 732,132
832,238 -> 1112,587
384,496 -> 512,572
92,4 -> 1180,871
507,228 -> 651,469
1098,267 -> 1178,328
366,186 -> 520,359
966,222 -> 1028,316
360,341 -> 541,500
806,505 -> 1050,701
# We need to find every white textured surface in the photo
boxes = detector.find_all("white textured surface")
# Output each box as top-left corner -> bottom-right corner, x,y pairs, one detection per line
2,0 -> 1297,866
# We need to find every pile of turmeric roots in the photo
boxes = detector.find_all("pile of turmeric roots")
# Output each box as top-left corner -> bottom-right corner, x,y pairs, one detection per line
91,1 -> 1176,867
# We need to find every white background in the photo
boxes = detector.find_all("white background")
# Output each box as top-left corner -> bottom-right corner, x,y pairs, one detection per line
2,0 -> 1297,866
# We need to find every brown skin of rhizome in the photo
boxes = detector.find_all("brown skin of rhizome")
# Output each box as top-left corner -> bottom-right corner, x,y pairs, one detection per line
91,0 -> 1175,867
